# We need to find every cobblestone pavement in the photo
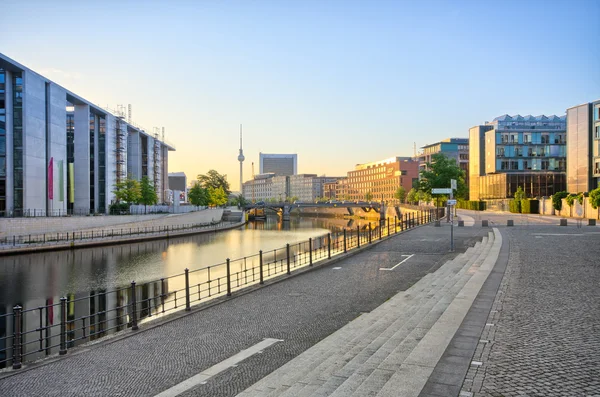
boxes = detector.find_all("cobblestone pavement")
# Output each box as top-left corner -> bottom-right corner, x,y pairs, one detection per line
461,226 -> 600,397
0,224 -> 487,397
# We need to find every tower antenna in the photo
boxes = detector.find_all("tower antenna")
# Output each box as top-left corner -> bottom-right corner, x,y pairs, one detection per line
237,124 -> 245,193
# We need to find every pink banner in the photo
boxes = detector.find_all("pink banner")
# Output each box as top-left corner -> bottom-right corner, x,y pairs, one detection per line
48,157 -> 54,200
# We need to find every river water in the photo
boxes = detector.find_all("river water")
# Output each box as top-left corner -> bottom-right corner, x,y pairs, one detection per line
0,215 -> 375,318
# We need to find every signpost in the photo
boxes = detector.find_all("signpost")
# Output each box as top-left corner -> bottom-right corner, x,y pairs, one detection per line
431,181 -> 457,252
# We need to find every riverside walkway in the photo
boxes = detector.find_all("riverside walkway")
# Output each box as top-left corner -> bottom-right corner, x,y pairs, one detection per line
1,218 -> 598,396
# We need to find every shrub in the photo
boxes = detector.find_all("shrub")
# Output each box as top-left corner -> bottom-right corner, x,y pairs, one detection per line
521,199 -> 530,214
109,202 -> 129,215
565,193 -> 577,207
577,192 -> 584,205
552,191 -> 569,211
509,199 -> 521,213
456,200 -> 486,211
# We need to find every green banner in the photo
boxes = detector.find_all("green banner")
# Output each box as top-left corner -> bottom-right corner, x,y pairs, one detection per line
69,163 -> 75,203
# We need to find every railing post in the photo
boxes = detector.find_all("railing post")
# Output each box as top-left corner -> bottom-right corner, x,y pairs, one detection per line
394,216 -> 398,233
379,222 -> 382,240
357,226 -> 361,248
387,217 -> 390,236
226,258 -> 232,296
259,250 -> 264,284
59,297 -> 67,355
12,305 -> 23,369
185,268 -> 191,311
309,238 -> 313,266
286,244 -> 291,274
328,233 -> 332,258
130,281 -> 138,330
343,229 -> 347,253
368,224 -> 372,244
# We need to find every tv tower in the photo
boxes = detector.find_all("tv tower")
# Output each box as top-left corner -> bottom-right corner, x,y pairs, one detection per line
237,124 -> 245,192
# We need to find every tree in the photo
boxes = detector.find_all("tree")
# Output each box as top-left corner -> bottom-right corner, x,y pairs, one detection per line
188,182 -> 208,207
207,186 -> 228,207
589,187 -> 600,219
407,188 -> 418,205
197,170 -> 231,196
394,186 -> 406,203
418,190 -> 432,204
114,176 -> 141,204
231,194 -> 248,208
139,176 -> 158,213
365,191 -> 373,201
419,153 -> 467,199
514,186 -> 526,201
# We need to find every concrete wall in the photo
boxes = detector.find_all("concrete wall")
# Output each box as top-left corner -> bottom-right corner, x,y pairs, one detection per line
147,135 -> 154,184
48,83 -> 67,213
74,104 -> 90,213
22,70 -> 47,210
127,130 -> 140,179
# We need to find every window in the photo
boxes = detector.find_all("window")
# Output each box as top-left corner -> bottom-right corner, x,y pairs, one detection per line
541,134 -> 550,144
510,161 -> 519,170
497,147 -> 505,157
523,133 -> 532,143
515,147 -> 522,157
524,160 -> 531,170
542,160 -> 549,170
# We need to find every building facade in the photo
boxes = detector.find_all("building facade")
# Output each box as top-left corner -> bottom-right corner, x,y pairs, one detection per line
418,138 -> 469,189
346,157 -> 419,202
566,100 -> 600,192
469,114 -> 566,200
259,153 -> 297,176
0,53 -> 175,215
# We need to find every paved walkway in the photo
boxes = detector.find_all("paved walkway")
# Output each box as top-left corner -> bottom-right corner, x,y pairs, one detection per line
1,220 -> 598,396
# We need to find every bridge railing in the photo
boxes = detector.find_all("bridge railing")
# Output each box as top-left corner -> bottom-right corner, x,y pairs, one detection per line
0,209 -> 435,370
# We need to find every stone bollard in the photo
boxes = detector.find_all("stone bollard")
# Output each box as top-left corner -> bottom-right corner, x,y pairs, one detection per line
589,219 -> 596,226
560,219 -> 567,226
434,220 -> 441,227
507,220 -> 514,226
482,220 -> 489,227
458,220 -> 464,227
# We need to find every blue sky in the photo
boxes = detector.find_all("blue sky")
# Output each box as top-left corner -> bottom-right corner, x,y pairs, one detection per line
1,0 -> 598,190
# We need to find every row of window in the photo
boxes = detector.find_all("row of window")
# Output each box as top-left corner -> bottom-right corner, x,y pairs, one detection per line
497,158 -> 566,171
497,132 -> 566,145
496,145 -> 566,158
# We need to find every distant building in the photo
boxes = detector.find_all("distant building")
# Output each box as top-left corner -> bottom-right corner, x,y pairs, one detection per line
288,174 -> 342,202
419,138 -> 469,190
168,172 -> 187,202
566,100 -> 600,192
242,173 -> 276,202
469,114 -> 567,200
259,153 -> 297,176
347,157 -> 419,202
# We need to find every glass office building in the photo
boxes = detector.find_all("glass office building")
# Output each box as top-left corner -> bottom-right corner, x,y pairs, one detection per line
469,114 -> 567,200
566,100 -> 600,193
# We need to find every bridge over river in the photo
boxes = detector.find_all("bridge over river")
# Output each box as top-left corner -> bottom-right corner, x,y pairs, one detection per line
245,201 -> 395,221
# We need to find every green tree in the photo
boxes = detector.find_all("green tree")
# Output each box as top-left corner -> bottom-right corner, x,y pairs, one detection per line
207,186 -> 228,207
418,190 -> 432,204
114,176 -> 141,204
188,182 -> 208,207
407,188 -> 418,204
197,170 -> 231,196
589,187 -> 600,219
365,191 -> 373,201
231,194 -> 248,208
394,186 -> 406,203
139,176 -> 158,213
419,153 -> 467,199
514,186 -> 526,201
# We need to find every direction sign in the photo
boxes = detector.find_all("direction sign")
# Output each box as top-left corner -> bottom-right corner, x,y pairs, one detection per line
447,199 -> 457,205
432,188 -> 452,194
451,179 -> 457,190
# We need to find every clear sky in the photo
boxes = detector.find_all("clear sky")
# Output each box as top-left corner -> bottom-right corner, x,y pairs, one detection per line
1,0 -> 598,191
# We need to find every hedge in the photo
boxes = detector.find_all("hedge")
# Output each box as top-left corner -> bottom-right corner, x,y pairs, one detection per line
509,200 -> 521,213
456,200 -> 486,211
520,199 -> 539,214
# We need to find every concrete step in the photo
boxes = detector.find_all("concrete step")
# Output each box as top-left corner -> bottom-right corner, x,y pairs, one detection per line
319,233 -> 494,396
258,234 -> 495,397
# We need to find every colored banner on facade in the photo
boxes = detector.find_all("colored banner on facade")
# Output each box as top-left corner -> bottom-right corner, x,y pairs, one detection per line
69,163 -> 75,203
59,160 -> 64,202
48,157 -> 54,200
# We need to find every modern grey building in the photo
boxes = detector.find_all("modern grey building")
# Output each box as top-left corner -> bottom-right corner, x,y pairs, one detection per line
566,100 -> 600,192
259,153 -> 297,176
0,53 -> 175,215
469,114 -> 566,200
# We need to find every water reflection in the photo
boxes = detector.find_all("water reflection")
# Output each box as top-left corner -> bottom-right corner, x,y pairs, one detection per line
0,215 -> 381,367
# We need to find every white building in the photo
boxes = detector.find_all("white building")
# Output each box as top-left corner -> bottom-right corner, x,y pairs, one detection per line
0,53 -> 175,215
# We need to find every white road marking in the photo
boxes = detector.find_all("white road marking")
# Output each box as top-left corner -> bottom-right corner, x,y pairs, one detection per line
534,233 -> 584,236
333,267 -> 342,270
380,254 -> 414,271
154,338 -> 283,397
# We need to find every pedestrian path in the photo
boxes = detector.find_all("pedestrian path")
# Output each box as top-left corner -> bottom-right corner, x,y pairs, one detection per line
238,228 -> 502,397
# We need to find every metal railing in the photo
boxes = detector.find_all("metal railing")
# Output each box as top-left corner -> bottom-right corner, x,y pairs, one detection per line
0,210 -> 435,369
0,220 -> 239,250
